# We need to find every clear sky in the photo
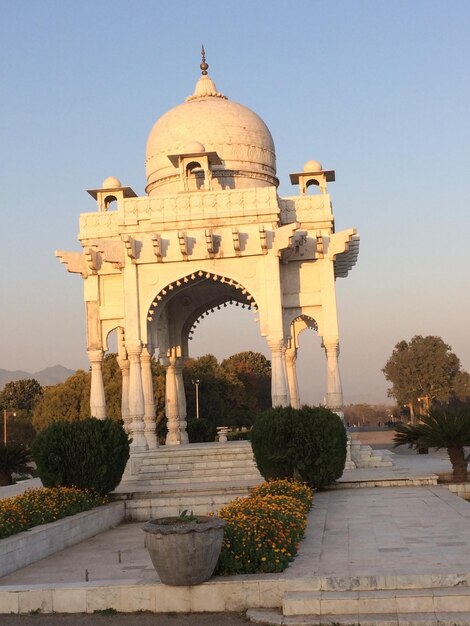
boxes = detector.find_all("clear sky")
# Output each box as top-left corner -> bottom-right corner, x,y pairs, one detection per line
1,0 -> 469,405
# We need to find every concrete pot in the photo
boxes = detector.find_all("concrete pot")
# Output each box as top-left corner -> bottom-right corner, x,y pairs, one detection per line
143,515 -> 226,586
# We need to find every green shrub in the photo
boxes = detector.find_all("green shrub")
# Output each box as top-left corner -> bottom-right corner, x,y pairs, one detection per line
216,479 -> 313,575
0,487 -> 107,539
186,417 -> 217,443
0,442 -> 32,486
32,418 -> 130,495
251,406 -> 347,489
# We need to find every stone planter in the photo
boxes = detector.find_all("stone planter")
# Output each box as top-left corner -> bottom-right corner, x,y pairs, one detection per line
143,515 -> 226,586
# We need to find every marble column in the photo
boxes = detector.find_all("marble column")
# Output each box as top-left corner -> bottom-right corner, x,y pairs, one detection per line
141,345 -> 158,449
175,356 -> 189,444
88,349 -> 106,419
285,347 -> 300,409
117,356 -> 131,432
164,354 -> 181,445
324,339 -> 343,412
267,337 -> 290,407
126,343 -> 148,451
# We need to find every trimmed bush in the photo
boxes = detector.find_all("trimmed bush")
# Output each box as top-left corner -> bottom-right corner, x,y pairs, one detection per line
186,417 -> 217,443
251,406 -> 347,489
32,418 -> 130,495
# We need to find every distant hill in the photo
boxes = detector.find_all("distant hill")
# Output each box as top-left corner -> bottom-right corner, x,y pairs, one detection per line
0,365 -> 76,390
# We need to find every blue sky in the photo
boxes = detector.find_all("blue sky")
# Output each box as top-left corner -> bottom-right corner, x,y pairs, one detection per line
1,0 -> 469,405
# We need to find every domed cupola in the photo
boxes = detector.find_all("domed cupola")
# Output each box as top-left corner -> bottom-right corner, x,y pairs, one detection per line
145,50 -> 278,196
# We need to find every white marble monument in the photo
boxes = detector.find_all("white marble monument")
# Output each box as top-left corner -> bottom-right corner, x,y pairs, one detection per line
56,51 -> 359,451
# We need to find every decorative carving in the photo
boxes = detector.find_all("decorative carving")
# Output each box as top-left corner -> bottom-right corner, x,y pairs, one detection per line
79,212 -> 118,239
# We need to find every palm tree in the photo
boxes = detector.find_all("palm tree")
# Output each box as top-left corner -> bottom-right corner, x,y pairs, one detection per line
393,404 -> 470,482
0,442 -> 32,486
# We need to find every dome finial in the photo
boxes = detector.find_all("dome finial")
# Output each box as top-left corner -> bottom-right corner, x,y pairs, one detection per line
200,45 -> 209,75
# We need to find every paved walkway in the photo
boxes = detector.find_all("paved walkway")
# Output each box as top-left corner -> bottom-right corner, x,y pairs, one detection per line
2,448 -> 470,624
1,450 -> 468,586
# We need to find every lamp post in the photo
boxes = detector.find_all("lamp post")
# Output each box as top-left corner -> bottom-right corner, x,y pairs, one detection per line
3,409 -> 16,445
192,380 -> 200,419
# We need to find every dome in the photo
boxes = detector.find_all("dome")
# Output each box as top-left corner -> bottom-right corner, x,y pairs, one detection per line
102,176 -> 122,189
145,72 -> 277,195
303,160 -> 322,172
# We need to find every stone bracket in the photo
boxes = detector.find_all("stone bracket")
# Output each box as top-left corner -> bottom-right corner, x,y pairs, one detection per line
259,226 -> 268,255
91,239 -> 125,269
55,250 -> 89,278
151,233 -> 163,262
232,228 -> 241,256
178,231 -> 188,260
121,234 -> 138,261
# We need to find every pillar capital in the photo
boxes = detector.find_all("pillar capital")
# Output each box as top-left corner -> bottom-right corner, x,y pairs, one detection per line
323,339 -> 340,355
87,349 -> 104,363
266,336 -> 286,353
285,347 -> 297,364
116,356 -> 130,372
126,342 -> 142,359
141,346 -> 152,363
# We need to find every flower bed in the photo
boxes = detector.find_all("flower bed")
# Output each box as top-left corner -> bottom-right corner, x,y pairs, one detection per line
0,487 -> 107,539
216,479 -> 313,575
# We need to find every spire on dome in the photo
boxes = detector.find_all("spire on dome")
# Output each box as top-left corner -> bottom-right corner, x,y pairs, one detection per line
200,45 -> 208,75
186,47 -> 227,102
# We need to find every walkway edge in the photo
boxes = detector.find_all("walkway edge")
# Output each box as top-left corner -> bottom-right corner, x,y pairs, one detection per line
0,502 -> 125,578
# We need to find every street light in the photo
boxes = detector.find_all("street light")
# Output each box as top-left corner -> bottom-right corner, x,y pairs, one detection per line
3,409 -> 17,445
191,380 -> 200,420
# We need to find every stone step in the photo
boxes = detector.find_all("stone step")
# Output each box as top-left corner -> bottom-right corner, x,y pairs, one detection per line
247,607 -> 470,625
145,471 -> 262,485
282,587 -> 470,617
113,480 -> 262,519
141,456 -> 254,472
134,441 -> 254,460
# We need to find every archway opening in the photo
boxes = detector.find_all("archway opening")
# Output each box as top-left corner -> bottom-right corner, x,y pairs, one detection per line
295,330 -> 325,406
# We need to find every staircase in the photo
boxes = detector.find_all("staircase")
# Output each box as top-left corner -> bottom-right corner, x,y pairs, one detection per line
350,439 -> 394,468
114,441 -> 263,520
248,584 -> 470,625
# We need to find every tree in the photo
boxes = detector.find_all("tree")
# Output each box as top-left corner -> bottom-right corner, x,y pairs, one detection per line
383,336 -> 466,421
343,403 -> 392,427
453,371 -> 470,401
222,351 -> 271,377
221,352 -> 271,426
183,355 -> 238,430
32,370 -> 90,430
0,379 -> 43,413
393,402 -> 470,482
0,379 -> 43,447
